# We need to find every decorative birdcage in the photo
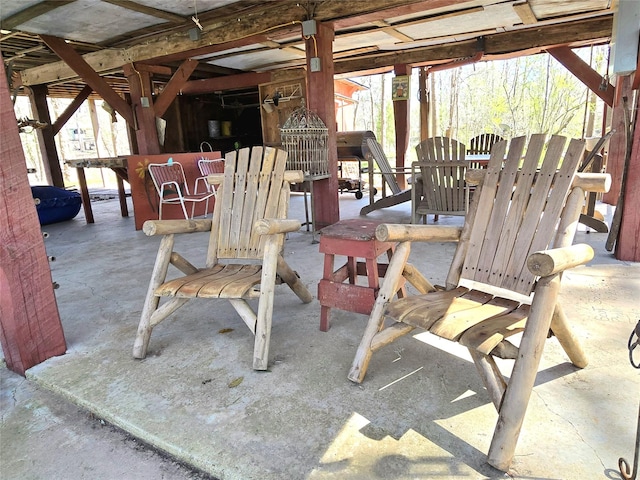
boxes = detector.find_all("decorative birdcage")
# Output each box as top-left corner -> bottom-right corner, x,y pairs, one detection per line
280,106 -> 329,180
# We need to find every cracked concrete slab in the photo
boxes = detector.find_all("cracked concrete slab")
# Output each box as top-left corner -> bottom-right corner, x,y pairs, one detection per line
2,192 -> 639,480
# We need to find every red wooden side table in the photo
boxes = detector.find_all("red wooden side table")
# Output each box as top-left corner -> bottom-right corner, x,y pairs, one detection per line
318,218 -> 407,331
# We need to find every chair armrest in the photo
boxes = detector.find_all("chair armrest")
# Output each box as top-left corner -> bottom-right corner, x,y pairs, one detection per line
194,176 -> 210,194
207,173 -> 224,186
527,243 -> 594,277
284,170 -> 304,184
142,219 -> 212,236
375,224 -> 462,242
572,172 -> 611,193
254,218 -> 301,235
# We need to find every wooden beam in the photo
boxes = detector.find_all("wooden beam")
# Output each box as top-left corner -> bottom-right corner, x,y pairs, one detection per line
0,0 -> 76,30
52,84 -> 93,136
305,21 -> 339,230
603,75 -> 632,206
513,1 -> 538,25
133,64 -> 173,76
16,0 -> 460,86
393,64 -> 410,190
153,59 -> 199,118
632,49 -> 640,90
123,63 -> 160,154
329,0 -> 471,30
547,46 -> 615,107
371,20 -> 415,43
181,71 -> 272,95
29,85 -> 64,188
335,16 -> 613,75
39,35 -> 134,126
616,96 -> 640,261
0,59 -> 66,376
101,0 -> 187,23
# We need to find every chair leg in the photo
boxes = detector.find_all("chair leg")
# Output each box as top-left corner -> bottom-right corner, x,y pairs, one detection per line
348,241 -> 411,383
179,199 -> 189,219
276,255 -> 313,303
133,234 -> 174,359
253,237 -> 280,370
550,303 -> 588,368
488,275 -> 560,471
469,349 -> 506,411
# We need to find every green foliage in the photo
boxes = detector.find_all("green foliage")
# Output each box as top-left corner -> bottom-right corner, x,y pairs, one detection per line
349,45 -> 608,155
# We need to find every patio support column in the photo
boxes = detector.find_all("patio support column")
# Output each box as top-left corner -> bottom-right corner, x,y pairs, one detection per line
124,63 -> 161,155
603,75 -> 632,206
393,64 -> 410,190
616,91 -> 640,261
29,84 -> 65,187
419,66 -> 430,141
0,62 -> 66,376
304,21 -> 339,229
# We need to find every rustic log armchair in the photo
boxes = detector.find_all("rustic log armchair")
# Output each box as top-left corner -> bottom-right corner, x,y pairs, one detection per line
134,146 -> 313,370
348,135 -> 611,471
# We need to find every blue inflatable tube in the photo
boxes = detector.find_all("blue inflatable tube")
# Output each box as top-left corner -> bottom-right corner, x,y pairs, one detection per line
31,186 -> 82,225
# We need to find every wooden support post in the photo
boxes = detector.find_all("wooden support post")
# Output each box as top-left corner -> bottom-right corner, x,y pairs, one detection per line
0,61 -> 66,376
603,75 -> 632,205
393,64 -> 410,190
124,63 -> 161,155
29,84 -> 64,187
419,66 -> 429,141
305,21 -> 339,229
616,95 -> 640,261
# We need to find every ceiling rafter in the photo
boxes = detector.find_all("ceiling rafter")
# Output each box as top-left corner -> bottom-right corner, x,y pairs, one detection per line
1,0 -> 617,100
0,0 -> 76,30
101,0 -> 187,24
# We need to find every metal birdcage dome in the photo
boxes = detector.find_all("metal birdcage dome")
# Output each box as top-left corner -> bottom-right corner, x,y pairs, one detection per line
280,106 -> 329,180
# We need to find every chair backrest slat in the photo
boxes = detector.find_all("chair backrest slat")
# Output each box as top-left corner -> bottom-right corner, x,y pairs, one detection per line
414,137 -> 468,218
457,135 -> 585,297
468,133 -> 505,155
416,161 -> 468,215
226,147 -> 253,257
416,137 -> 466,163
365,138 -> 402,195
207,146 -> 290,263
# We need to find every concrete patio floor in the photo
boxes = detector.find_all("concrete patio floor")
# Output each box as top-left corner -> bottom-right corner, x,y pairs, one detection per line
2,188 -> 639,480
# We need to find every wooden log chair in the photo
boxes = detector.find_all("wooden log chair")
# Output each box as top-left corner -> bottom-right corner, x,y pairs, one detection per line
413,137 -> 467,223
467,133 -> 505,155
133,146 -> 313,370
348,134 -> 611,471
